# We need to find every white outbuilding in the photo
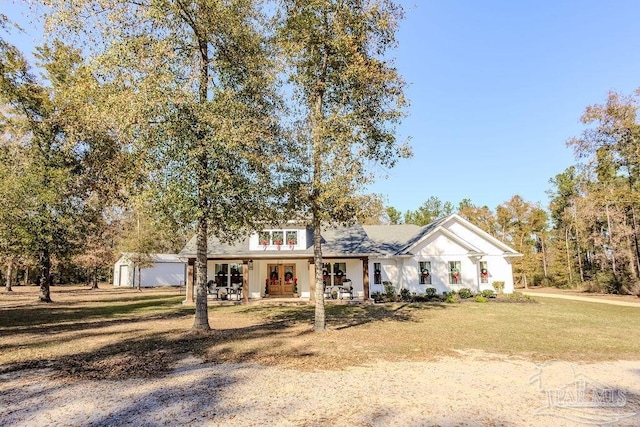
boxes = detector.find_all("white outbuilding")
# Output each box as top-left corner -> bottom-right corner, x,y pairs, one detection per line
113,253 -> 186,288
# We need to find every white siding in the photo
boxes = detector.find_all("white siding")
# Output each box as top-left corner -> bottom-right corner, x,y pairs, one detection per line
113,255 -> 185,287
139,263 -> 185,287
405,231 -> 515,295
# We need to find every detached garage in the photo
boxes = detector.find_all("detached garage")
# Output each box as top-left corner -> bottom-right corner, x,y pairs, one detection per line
113,253 -> 186,288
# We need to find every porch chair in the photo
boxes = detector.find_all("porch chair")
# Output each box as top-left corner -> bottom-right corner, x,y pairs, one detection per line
227,284 -> 242,301
207,280 -> 220,299
323,283 -> 334,299
337,279 -> 353,300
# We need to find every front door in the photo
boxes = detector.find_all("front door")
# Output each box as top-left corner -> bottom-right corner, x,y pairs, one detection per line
267,264 -> 296,296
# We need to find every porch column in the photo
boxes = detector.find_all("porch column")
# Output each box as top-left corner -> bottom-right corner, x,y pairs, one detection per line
184,259 -> 195,305
362,257 -> 370,301
242,260 -> 249,304
308,259 -> 315,303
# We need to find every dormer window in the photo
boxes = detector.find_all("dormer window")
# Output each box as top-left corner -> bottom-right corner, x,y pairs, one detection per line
286,231 -> 298,247
259,231 -> 270,246
255,229 -> 301,250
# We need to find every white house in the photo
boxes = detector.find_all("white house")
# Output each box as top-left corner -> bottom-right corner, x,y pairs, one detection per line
179,214 -> 521,302
113,253 -> 186,288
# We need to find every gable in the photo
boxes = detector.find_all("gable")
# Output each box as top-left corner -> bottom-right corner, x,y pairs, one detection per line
413,231 -> 479,257
400,214 -> 520,257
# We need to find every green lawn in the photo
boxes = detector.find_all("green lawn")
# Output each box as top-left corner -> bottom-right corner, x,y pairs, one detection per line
1,287 -> 639,379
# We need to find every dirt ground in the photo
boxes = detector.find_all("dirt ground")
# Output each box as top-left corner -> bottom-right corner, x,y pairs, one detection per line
1,351 -> 639,426
522,286 -> 640,305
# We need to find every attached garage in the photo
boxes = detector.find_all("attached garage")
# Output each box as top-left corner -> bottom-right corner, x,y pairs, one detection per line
113,253 -> 186,288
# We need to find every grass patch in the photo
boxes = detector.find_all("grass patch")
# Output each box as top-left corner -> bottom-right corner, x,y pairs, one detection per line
1,287 -> 639,379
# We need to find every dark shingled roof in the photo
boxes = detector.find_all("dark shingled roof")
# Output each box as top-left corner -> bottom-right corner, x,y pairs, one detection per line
179,215 -> 471,258
179,223 -> 377,258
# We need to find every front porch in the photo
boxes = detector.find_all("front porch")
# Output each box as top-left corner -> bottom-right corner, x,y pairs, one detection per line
204,296 -> 365,306
184,256 -> 371,305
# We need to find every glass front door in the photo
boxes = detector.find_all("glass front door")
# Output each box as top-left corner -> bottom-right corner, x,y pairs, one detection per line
267,264 -> 296,296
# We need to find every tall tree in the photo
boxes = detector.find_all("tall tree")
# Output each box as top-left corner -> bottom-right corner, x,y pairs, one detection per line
566,91 -> 640,294
279,0 -> 410,331
457,199 -> 497,236
404,196 -> 453,226
46,0 -> 282,329
0,41 -> 97,302
496,195 -> 547,288
385,206 -> 403,224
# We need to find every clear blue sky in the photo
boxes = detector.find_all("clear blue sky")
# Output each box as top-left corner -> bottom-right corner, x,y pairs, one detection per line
4,1 -> 640,213
375,0 -> 640,213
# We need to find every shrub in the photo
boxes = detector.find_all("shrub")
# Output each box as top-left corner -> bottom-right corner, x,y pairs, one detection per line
444,291 -> 460,304
475,295 -> 488,303
492,281 -> 505,294
424,287 -> 441,301
382,281 -> 398,302
480,289 -> 496,299
494,291 -> 537,304
458,288 -> 474,299
399,288 -> 412,301
371,292 -> 384,303
411,294 -> 430,302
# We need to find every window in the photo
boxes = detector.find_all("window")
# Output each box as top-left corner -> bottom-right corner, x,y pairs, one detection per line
333,262 -> 346,285
373,263 -> 382,285
214,263 -> 243,286
449,261 -> 461,285
259,231 -> 270,246
286,231 -> 298,247
419,261 -> 431,285
272,231 -> 284,246
258,229 -> 299,249
214,263 -> 228,286
322,262 -> 347,286
480,261 -> 489,284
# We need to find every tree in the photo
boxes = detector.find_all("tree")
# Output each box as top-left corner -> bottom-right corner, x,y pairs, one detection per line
0,41 -> 92,302
73,209 -> 118,289
404,196 -> 453,226
279,0 -> 410,331
495,195 -> 548,288
385,206 -> 403,225
117,199 -> 172,291
46,0 -> 282,329
457,199 -> 497,236
564,91 -> 640,294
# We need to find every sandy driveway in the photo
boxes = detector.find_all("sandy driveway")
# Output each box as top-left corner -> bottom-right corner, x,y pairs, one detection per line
1,351 -> 639,426
522,289 -> 640,308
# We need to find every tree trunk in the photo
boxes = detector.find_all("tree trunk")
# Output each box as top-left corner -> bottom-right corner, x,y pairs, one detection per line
136,263 -> 142,291
605,203 -> 617,275
565,227 -> 573,283
540,235 -> 548,280
312,214 -> 326,332
631,206 -> 640,278
92,265 -> 99,289
192,214 -> 210,330
191,13 -> 211,331
5,260 -> 13,292
39,248 -> 52,302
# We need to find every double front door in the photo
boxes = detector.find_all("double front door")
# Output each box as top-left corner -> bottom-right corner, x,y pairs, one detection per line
267,264 -> 296,296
